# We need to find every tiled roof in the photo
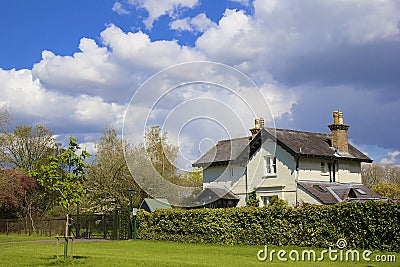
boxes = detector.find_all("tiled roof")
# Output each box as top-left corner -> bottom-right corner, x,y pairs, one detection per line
298,181 -> 380,204
273,128 -> 371,161
195,186 -> 240,204
193,128 -> 372,167
194,137 -> 249,167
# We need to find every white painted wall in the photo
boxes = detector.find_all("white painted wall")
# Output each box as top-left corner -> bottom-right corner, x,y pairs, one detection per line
337,161 -> 362,183
297,158 -> 362,183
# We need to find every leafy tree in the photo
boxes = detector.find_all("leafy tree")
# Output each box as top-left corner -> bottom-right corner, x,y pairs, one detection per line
0,125 -> 60,172
0,168 -> 35,218
0,107 -> 10,132
35,136 -> 90,237
246,190 -> 259,207
371,182 -> 400,199
86,128 -> 145,212
178,168 -> 203,187
0,123 -> 60,223
145,126 -> 178,183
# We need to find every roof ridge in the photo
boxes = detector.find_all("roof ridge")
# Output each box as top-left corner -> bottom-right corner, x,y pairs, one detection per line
270,127 -> 330,136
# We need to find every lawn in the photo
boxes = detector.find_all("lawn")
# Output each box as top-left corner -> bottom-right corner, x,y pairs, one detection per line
0,235 -> 398,266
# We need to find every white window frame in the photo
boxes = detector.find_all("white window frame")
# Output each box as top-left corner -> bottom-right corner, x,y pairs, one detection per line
264,155 -> 277,176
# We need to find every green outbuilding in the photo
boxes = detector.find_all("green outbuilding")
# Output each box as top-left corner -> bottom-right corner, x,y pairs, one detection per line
139,198 -> 172,212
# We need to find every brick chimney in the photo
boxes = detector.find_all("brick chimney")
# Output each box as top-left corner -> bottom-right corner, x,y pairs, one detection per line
249,118 -> 264,141
328,111 -> 349,153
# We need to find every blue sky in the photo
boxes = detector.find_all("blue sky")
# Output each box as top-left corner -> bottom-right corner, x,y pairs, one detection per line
0,0 -> 399,166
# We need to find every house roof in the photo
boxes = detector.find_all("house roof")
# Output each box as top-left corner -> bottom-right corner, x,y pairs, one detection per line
195,186 -> 240,205
297,181 -> 380,204
192,128 -> 372,167
139,198 -> 172,212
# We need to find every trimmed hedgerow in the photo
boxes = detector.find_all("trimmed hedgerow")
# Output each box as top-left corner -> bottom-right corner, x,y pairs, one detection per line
136,201 -> 399,252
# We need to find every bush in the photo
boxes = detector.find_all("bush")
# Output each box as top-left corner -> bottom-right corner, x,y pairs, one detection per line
136,201 -> 400,252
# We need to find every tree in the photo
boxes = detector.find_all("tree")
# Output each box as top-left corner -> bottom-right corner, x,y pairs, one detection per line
246,190 -> 259,207
0,123 -> 60,224
178,168 -> 203,187
145,126 -> 178,183
362,163 -> 400,199
0,169 -> 35,218
35,136 -> 90,240
371,182 -> 400,199
86,128 -> 145,212
0,125 -> 59,172
0,107 -> 10,132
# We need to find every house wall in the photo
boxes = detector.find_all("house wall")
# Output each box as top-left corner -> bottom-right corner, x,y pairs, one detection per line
337,161 -> 362,183
203,164 -> 246,190
297,158 -> 362,183
298,158 -> 332,182
232,139 -> 298,207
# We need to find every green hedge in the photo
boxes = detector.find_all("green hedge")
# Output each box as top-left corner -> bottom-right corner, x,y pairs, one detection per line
136,201 -> 400,252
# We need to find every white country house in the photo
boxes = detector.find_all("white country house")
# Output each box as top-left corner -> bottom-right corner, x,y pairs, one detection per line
192,111 -> 379,207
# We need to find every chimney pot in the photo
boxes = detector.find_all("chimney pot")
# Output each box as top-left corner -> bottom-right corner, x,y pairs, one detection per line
333,111 -> 339,124
338,111 -> 344,124
259,118 -> 265,129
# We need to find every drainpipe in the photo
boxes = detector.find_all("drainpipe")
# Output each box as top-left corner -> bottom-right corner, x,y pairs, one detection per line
245,166 -> 248,203
295,155 -> 300,207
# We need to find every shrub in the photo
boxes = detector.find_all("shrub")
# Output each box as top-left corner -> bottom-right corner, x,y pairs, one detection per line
136,201 -> 399,252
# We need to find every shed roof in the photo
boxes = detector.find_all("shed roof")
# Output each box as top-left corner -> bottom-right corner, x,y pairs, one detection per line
139,198 -> 172,212
195,186 -> 240,205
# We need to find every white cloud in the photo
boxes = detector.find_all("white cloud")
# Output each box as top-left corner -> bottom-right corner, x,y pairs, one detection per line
229,0 -> 251,6
380,150 -> 400,165
126,0 -> 199,29
197,0 -> 400,72
196,9 -> 263,66
112,2 -> 130,15
31,25 -> 205,103
170,18 -> 191,32
170,13 -> 216,32
0,68 -> 125,136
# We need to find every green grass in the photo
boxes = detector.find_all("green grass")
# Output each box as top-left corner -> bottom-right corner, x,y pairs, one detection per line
0,234 -> 54,243
0,235 -> 398,266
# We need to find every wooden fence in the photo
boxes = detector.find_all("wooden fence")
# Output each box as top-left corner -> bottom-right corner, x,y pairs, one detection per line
0,217 -> 66,236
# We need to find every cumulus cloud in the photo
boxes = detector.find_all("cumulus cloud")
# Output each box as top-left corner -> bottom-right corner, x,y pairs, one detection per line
170,13 -> 216,33
196,9 -> 264,66
0,68 -> 125,136
31,25 -> 205,103
123,0 -> 199,29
